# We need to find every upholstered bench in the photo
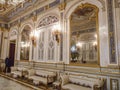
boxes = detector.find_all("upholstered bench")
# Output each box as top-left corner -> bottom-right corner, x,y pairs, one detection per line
27,69 -> 56,85
60,74 -> 105,90
11,67 -> 28,78
53,81 -> 61,90
0,63 -> 5,72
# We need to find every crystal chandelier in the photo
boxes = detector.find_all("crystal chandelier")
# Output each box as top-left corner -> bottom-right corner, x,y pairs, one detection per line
0,0 -> 25,5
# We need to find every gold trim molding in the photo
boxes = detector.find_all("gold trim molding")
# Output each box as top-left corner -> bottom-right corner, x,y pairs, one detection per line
59,2 -> 66,11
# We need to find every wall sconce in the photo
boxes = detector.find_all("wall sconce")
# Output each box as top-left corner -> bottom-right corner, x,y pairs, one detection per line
52,24 -> 61,44
30,30 -> 38,47
93,41 -> 97,51
76,42 -> 82,48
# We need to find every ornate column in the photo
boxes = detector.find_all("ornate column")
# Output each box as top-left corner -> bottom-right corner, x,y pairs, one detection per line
16,22 -> 21,61
114,0 -> 120,68
0,27 -> 9,59
0,28 -> 3,59
107,0 -> 117,65
59,1 -> 66,62
31,13 -> 37,61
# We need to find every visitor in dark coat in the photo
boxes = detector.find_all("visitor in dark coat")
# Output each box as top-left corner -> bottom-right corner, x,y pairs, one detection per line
4,57 -> 11,73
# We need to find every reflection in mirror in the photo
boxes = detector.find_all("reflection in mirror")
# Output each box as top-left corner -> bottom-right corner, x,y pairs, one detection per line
20,25 -> 31,60
70,4 -> 99,64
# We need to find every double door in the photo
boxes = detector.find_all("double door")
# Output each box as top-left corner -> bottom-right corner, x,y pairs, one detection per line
37,26 -> 57,62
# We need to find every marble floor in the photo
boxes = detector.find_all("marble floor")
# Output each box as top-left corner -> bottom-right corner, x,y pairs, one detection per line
0,76 -> 35,90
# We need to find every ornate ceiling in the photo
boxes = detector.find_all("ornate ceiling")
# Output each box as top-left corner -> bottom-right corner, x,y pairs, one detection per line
0,0 -> 46,23
0,3 -> 14,23
0,4 -> 12,14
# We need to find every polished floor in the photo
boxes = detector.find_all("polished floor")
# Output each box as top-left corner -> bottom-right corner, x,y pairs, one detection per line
0,76 -> 34,90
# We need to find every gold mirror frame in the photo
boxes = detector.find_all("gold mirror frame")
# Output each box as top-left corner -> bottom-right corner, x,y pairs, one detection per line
69,3 -> 100,67
20,26 -> 31,61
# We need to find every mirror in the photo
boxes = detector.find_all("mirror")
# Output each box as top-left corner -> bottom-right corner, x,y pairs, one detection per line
20,25 -> 31,60
70,4 -> 99,64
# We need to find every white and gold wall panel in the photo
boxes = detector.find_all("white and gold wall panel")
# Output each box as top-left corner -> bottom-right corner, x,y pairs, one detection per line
0,0 -> 120,90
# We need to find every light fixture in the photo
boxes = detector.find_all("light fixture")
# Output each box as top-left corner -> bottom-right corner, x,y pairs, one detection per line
0,0 -> 25,5
93,41 -> 97,51
52,24 -> 61,44
93,41 -> 97,46
76,42 -> 82,48
94,34 -> 97,38
30,30 -> 38,47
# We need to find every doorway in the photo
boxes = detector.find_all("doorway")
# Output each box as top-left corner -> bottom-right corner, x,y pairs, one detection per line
9,40 -> 16,66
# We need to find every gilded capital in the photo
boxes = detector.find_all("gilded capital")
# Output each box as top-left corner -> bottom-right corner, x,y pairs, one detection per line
44,5 -> 49,10
18,23 -> 21,27
59,2 -> 66,11
32,16 -> 37,22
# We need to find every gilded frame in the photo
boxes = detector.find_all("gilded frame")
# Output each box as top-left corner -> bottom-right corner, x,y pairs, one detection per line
69,3 -> 100,66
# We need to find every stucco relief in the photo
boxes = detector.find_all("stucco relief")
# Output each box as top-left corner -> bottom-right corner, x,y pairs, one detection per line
9,27 -> 18,39
37,15 -> 59,28
9,30 -> 17,37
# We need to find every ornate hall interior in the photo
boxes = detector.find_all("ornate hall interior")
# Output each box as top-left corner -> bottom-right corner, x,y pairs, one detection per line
0,0 -> 120,90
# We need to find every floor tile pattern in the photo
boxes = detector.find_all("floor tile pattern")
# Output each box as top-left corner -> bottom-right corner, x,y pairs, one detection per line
0,76 -> 34,90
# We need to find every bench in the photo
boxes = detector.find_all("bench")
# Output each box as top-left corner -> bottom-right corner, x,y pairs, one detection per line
27,69 -> 56,85
60,74 -> 105,90
11,67 -> 28,78
0,63 -> 5,72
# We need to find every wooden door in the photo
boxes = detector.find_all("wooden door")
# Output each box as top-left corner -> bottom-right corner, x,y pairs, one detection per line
9,41 -> 16,66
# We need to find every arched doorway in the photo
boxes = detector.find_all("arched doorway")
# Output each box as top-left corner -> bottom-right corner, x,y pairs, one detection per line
9,40 -> 16,66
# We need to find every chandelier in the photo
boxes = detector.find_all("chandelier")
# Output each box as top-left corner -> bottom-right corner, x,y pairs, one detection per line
0,0 -> 25,6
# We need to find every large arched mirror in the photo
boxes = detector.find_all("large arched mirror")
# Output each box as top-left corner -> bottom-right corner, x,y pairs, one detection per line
70,4 -> 99,65
20,25 -> 31,60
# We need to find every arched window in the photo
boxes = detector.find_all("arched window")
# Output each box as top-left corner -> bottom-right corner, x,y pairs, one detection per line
70,4 -> 99,65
